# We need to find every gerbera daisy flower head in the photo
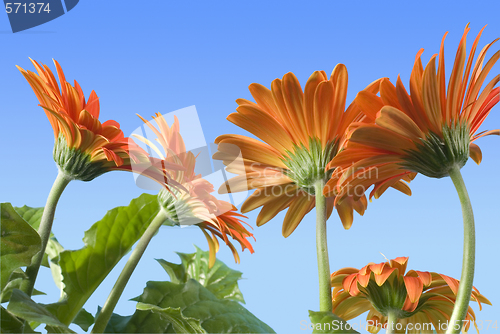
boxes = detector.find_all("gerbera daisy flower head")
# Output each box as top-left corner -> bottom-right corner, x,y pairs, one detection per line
134,113 -> 255,267
17,59 -> 175,185
214,65 -> 406,235
331,257 -> 491,334
328,25 -> 499,201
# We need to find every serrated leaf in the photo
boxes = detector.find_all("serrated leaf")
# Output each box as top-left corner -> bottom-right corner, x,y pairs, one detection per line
6,289 -> 75,333
122,279 -> 274,333
1,203 -> 41,291
308,311 -> 359,333
136,303 -> 206,334
45,238 -> 65,296
157,246 -> 244,302
1,306 -> 39,333
46,193 -> 161,325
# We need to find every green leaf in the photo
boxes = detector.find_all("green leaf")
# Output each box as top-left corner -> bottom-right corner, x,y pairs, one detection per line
44,237 -> 65,295
72,308 -> 95,332
6,289 -> 75,333
47,193 -> 161,325
0,203 -> 41,291
1,306 -> 39,333
13,205 -> 65,295
99,308 -> 132,333
120,279 -> 274,333
157,246 -> 244,302
14,205 -> 61,269
13,206 -> 45,231
136,303 -> 206,333
308,311 -> 359,333
1,269 -> 45,303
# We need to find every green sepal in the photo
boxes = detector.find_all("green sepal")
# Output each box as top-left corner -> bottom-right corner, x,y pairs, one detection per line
401,122 -> 470,178
53,135 -> 108,182
282,138 -> 338,194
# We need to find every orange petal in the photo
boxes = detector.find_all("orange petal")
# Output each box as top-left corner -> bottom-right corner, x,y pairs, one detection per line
314,80 -> 335,145
343,273 -> 358,295
390,257 -> 408,275
415,270 -> 432,287
282,194 -> 314,237
374,267 -> 396,286
355,90 -> 384,121
329,64 -> 348,138
403,276 -> 423,303
380,79 -> 402,109
336,197 -> 354,229
369,262 -> 386,275
349,124 -> 414,154
304,71 -> 327,135
376,106 -> 424,140
469,143 -> 482,165
241,184 -> 297,213
248,83 -> 279,119
256,194 -> 295,227
422,55 -> 442,132
282,72 -> 307,142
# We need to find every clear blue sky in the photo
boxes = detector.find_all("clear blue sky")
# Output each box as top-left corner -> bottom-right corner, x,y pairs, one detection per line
1,1 -> 499,333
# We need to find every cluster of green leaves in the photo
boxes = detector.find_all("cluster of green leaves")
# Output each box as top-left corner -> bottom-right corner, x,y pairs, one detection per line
103,247 -> 275,333
1,202 -> 74,333
1,195 -> 275,333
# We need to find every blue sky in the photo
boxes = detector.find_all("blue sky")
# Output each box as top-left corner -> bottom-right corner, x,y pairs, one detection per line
1,1 -> 499,333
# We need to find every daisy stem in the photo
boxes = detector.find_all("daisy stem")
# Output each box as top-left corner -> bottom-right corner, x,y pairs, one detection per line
386,312 -> 398,334
21,171 -> 71,297
315,179 -> 332,312
91,209 -> 168,334
446,165 -> 475,334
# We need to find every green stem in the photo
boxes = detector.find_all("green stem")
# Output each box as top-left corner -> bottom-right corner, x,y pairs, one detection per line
446,166 -> 475,334
20,171 -> 71,296
91,209 -> 168,334
315,179 -> 332,312
386,312 -> 398,334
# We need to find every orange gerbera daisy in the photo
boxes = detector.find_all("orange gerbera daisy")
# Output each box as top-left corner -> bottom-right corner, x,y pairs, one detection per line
331,257 -> 491,334
17,59 -> 177,185
327,26 -> 499,200
214,66 -> 408,236
134,113 -> 255,266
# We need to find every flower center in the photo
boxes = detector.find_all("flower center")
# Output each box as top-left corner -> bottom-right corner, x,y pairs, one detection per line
281,138 -> 338,195
53,135 -> 106,181
400,123 -> 470,179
